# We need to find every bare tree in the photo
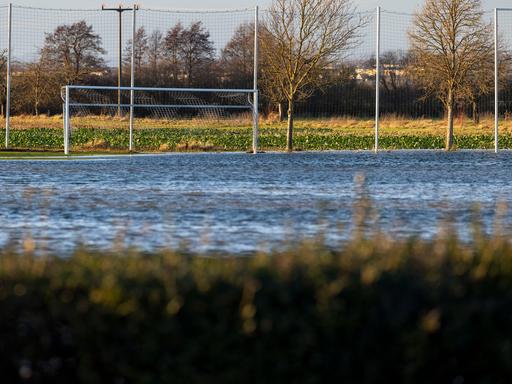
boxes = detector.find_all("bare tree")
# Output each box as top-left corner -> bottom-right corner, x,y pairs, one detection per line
262,0 -> 364,152
464,36 -> 512,124
179,22 -> 214,86
465,51 -> 493,124
409,0 -> 493,150
257,28 -> 287,121
260,69 -> 288,121
164,23 -> 185,85
18,60 -> 55,116
221,23 -> 254,88
124,26 -> 149,75
41,20 -> 106,85
163,22 -> 215,87
0,49 -> 7,117
147,30 -> 165,86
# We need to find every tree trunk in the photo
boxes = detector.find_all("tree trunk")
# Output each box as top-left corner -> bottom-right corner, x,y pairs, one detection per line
446,102 -> 454,151
286,99 -> 294,152
278,102 -> 284,122
472,101 -> 480,125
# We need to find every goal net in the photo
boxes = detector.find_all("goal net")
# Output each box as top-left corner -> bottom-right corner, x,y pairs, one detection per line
62,85 -> 259,155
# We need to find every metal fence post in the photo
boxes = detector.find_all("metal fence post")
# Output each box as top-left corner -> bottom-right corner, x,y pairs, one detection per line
5,3 -> 12,149
252,5 -> 259,155
375,6 -> 381,153
129,4 -> 138,152
62,102 -> 65,143
495,8 -> 499,154
64,86 -> 70,155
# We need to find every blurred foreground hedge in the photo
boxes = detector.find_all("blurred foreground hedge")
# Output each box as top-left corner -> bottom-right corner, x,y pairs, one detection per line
2,235 -> 512,383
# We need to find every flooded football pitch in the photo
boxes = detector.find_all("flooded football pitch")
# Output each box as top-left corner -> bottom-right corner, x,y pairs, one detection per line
1,151 -> 511,254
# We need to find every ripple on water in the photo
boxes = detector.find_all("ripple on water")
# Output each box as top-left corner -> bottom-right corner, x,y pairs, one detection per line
0,150 -> 511,254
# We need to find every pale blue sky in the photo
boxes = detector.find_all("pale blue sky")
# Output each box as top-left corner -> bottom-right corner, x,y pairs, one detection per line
4,0 -> 512,12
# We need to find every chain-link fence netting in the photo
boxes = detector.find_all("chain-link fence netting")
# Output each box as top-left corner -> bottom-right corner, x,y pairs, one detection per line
377,8 -> 498,149
129,8 -> 257,152
137,8 -> 255,89
0,4 -> 509,152
380,11 -> 429,118
381,10 -> 495,120
2,5 -> 257,152
6,5 -> 129,150
288,11 -> 376,119
497,9 -> 512,135
0,5 -> 9,137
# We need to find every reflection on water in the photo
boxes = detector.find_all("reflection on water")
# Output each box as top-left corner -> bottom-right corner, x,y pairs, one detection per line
0,151 -> 511,254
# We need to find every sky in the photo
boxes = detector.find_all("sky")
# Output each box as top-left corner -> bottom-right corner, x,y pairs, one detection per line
3,0 -> 512,12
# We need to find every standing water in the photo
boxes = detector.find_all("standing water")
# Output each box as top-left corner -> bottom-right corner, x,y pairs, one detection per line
0,151 -> 511,254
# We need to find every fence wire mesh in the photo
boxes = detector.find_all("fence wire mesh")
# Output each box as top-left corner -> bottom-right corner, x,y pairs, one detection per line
128,8 -> 257,152
380,11 -> 430,118
0,5 -> 257,151
289,11 -> 376,119
0,6 -> 8,126
0,4 -> 510,152
497,9 -> 512,134
137,8 -> 255,89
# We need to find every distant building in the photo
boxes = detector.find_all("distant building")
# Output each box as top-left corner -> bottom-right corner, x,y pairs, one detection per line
355,63 -> 406,82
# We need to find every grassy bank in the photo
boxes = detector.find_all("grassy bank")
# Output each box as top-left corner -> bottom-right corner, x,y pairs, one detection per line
1,115 -> 512,152
2,229 -> 512,383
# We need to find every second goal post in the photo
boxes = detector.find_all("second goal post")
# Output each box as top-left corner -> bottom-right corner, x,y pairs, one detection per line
62,85 -> 259,155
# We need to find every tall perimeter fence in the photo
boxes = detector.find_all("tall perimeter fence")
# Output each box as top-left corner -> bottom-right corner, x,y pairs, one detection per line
0,4 -> 512,152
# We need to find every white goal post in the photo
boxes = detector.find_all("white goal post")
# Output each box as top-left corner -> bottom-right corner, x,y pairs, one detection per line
62,85 -> 260,155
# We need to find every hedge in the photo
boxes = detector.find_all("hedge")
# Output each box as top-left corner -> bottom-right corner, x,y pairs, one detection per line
1,235 -> 512,383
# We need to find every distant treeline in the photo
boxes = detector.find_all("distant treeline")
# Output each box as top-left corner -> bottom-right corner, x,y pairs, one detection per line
0,20 -> 510,120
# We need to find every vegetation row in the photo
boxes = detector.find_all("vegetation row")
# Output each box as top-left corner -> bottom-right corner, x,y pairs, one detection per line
1,127 -> 511,152
2,227 -> 512,383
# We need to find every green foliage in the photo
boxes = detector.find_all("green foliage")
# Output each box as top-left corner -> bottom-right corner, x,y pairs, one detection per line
2,127 -> 511,152
2,233 -> 512,383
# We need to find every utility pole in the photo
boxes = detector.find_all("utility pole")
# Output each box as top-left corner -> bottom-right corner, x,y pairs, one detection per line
102,4 -> 135,117
375,6 -> 381,153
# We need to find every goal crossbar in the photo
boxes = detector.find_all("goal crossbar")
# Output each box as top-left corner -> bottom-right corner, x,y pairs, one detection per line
64,85 -> 257,93
62,85 -> 259,155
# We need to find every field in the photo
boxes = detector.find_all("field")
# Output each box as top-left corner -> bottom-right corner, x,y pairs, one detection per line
1,114 -> 512,152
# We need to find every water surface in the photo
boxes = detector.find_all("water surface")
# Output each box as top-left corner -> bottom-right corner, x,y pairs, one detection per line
1,151 -> 510,254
